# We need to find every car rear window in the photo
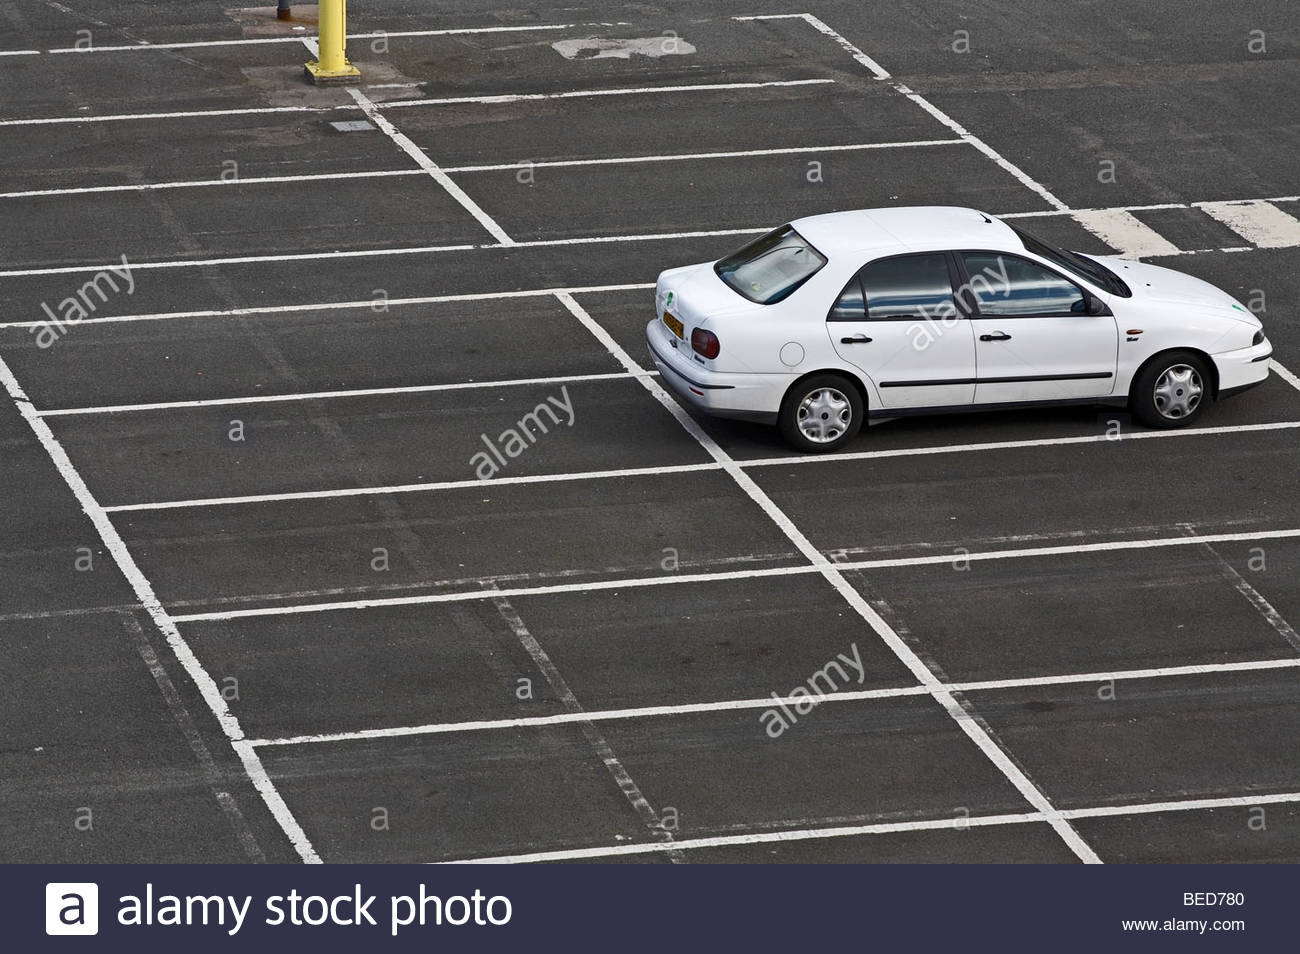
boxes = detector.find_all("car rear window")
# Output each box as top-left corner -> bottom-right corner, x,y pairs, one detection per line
715,225 -> 827,304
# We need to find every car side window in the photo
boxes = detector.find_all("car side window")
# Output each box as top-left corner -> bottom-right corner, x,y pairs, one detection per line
829,275 -> 866,320
859,253 -> 956,320
961,252 -> 1086,317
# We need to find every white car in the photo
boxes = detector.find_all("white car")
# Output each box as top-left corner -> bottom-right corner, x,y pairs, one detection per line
646,206 -> 1272,452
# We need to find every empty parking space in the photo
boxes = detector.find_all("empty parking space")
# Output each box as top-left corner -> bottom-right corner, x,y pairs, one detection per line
181,601 -> 567,740
0,237 -> 719,318
752,429 -> 1300,557
918,68 -> 1300,209
843,546 -> 1299,683
507,575 -> 919,710
259,695 -> 1038,863
113,471 -> 798,613
182,572 -> 922,742
581,702 -> 1034,840
47,377 -> 705,502
460,143 -> 1043,242
970,668 -> 1300,808
5,176 -> 493,267
1074,803 -> 1300,864
259,727 -> 652,863
392,85 -> 958,168
370,18 -> 834,101
0,43 -> 353,122
0,611 -> 266,863
0,113 -> 399,195
0,296 -> 624,409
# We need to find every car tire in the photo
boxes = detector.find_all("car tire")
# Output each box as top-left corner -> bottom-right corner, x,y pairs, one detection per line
1130,350 -> 1212,428
778,374 -> 864,452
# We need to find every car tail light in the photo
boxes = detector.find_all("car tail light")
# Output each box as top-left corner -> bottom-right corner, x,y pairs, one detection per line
1253,330 -> 1265,346
691,327 -> 720,359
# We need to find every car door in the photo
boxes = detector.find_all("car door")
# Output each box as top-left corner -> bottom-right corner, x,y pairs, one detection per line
960,251 -> 1119,404
828,252 -> 976,409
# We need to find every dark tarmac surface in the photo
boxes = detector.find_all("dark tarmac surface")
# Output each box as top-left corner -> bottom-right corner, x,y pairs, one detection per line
1,1 -> 1298,864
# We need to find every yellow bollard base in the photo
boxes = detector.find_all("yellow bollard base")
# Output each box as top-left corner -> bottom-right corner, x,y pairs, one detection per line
304,58 -> 361,85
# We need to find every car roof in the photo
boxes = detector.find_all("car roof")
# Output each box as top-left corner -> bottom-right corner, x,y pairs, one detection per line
789,206 -> 1023,257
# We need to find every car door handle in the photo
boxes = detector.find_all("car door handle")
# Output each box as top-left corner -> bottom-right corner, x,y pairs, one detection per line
840,334 -> 873,344
980,332 -> 1012,341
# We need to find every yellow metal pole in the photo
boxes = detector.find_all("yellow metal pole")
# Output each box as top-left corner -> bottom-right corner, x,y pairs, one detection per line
305,0 -> 360,83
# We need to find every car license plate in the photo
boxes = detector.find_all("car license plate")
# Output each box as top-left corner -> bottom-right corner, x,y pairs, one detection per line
663,311 -> 684,339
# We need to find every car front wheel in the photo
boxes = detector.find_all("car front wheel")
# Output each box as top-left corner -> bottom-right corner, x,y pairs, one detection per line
778,374 -> 863,452
1131,350 -> 1211,428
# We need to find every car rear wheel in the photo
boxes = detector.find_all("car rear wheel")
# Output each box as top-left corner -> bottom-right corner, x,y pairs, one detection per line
1131,350 -> 1211,428
779,374 -> 863,452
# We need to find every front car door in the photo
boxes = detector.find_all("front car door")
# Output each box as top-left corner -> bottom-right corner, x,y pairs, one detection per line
960,251 -> 1119,404
828,252 -> 976,410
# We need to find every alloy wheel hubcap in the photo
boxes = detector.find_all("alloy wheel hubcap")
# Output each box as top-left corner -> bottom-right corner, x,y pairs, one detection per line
1153,364 -> 1203,420
796,387 -> 852,443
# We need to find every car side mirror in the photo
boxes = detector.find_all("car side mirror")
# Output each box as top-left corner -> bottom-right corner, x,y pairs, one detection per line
1084,292 -> 1110,316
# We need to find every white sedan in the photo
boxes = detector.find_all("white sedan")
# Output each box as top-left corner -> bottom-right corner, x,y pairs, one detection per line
646,206 -> 1272,451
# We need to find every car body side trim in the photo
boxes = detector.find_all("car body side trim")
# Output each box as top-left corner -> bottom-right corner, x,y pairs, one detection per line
868,395 -> 1128,418
879,371 -> 1114,388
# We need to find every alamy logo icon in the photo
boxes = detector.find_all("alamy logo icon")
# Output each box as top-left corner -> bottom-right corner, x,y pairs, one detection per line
46,883 -> 99,936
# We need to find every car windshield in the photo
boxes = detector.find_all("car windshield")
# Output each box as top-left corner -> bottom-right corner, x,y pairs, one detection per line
1009,223 -> 1131,297
715,225 -> 828,304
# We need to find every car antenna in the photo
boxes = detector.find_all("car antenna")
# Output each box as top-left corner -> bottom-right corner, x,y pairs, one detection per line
977,210 -> 992,223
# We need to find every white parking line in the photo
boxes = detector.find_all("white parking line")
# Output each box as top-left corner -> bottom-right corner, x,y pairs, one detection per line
0,353 -> 320,863
447,139 -> 965,173
1070,209 -> 1181,258
249,655 -> 1300,748
346,85 -> 515,246
380,78 -> 834,109
453,811 -> 1046,863
37,372 -> 640,416
1200,200 -> 1300,248
97,420 -> 1300,512
103,460 -> 715,513
0,243 -> 476,278
0,104 -> 354,127
0,170 -> 423,201
0,282 -> 654,329
444,789 -> 1300,863
165,527 -> 1300,622
0,78 -> 829,130
0,229 -> 763,279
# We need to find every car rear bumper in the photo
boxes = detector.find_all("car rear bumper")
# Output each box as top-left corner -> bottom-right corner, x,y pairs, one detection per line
1212,338 -> 1273,397
645,319 -> 782,424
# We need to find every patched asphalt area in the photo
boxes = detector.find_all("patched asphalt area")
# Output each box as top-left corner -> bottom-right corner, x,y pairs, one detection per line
1,1 -> 1298,865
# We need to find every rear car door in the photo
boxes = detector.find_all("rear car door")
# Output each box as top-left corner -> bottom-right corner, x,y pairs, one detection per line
960,251 -> 1119,404
828,252 -> 976,409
